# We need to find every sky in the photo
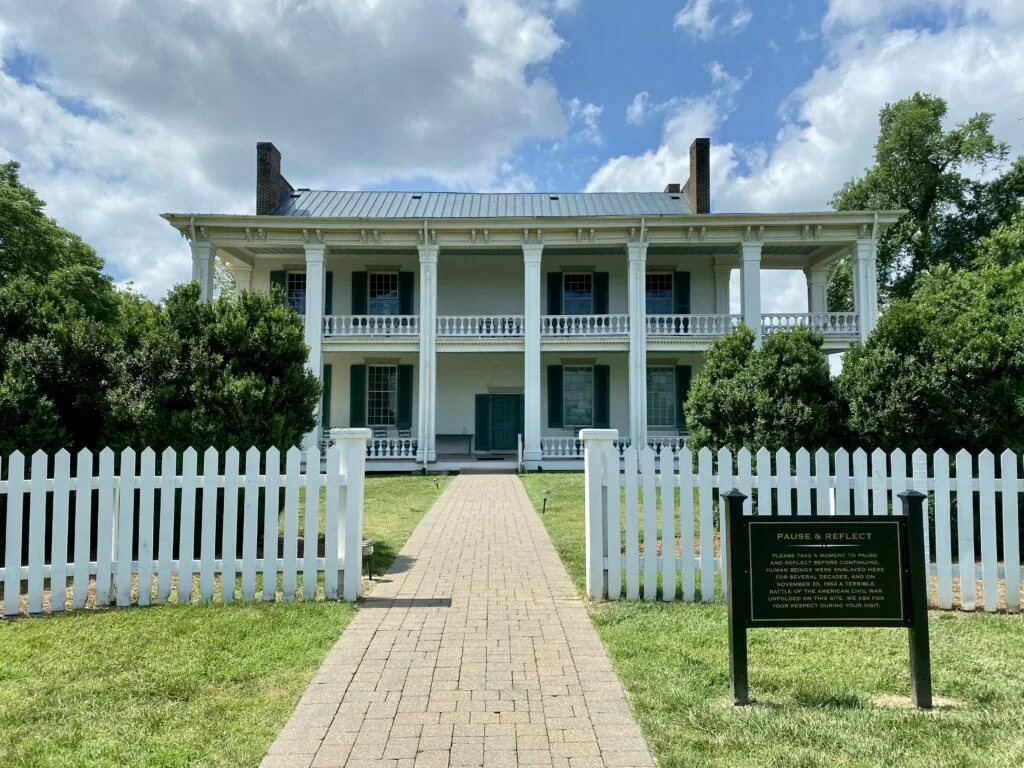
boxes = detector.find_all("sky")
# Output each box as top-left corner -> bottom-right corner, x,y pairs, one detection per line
2,0 -> 1023,309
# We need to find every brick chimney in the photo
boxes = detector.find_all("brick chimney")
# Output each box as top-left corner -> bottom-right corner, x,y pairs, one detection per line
683,138 -> 710,214
256,142 -> 294,215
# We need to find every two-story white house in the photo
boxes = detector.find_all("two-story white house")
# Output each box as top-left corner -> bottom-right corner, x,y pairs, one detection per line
163,140 -> 898,471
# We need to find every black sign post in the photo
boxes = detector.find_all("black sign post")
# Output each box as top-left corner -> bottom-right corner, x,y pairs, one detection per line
723,488 -> 932,708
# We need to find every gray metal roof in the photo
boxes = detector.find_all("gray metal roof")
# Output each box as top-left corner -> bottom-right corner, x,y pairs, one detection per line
271,190 -> 691,219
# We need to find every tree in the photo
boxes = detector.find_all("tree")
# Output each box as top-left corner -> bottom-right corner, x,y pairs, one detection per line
836,259 -> 1024,454
685,326 -> 842,451
829,93 -> 1022,308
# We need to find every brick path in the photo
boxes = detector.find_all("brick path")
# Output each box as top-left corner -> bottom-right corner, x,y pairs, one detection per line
261,474 -> 655,768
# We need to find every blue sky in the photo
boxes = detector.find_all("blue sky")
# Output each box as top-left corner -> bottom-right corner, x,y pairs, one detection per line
1,0 -> 1023,300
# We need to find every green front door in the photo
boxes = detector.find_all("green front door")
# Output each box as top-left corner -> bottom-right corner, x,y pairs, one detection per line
489,395 -> 521,451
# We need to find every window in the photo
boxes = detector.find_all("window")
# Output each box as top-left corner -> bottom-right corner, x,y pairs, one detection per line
369,272 -> 399,315
562,273 -> 593,316
286,272 -> 306,315
647,366 -> 676,427
367,365 -> 398,426
563,366 -> 594,428
646,273 -> 673,314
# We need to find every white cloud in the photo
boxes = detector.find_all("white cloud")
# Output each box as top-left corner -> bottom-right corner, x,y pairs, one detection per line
566,98 -> 604,146
730,8 -> 753,30
0,0 -> 573,297
626,92 -> 650,125
674,0 -> 753,40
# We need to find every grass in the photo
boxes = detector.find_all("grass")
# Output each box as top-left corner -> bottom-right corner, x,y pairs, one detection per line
521,473 -> 1024,768
0,474 -> 449,768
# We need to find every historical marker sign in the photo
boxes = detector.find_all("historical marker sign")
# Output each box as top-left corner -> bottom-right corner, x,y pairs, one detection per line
723,490 -> 932,708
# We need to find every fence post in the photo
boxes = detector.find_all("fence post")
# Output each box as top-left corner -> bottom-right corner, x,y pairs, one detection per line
581,428 -> 618,600
334,428 -> 371,602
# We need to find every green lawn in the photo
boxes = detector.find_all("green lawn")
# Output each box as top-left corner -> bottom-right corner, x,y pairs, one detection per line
0,474 -> 449,768
521,473 -> 1024,768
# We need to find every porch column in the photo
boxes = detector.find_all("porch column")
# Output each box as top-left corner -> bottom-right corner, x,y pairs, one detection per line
417,245 -> 439,463
853,238 -> 877,342
303,244 -> 326,450
190,241 -> 215,303
232,266 -> 252,297
523,244 -> 543,464
627,242 -> 648,447
740,242 -> 763,348
713,256 -> 732,314
805,265 -> 829,314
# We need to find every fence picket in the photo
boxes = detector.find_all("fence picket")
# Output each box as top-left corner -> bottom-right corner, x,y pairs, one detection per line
955,450 -> 976,611
3,452 -> 24,616
911,449 -> 931,591
871,449 -> 888,516
606,445 -> 622,600
718,448 -> 732,600
302,447 -> 321,600
795,449 -> 811,516
114,448 -> 136,607
177,448 -> 198,605
641,446 -> 657,600
323,445 -> 342,600
814,448 -> 830,516
199,447 -> 219,603
755,448 -> 772,516
623,446 -> 640,600
28,451 -> 48,614
978,451 -> 999,612
678,447 -> 696,602
221,448 -> 241,603
834,448 -> 850,516
776,449 -> 792,516
698,448 -> 714,602
72,449 -> 93,610
95,448 -> 115,606
137,448 -> 156,607
50,450 -> 71,613
262,447 -> 281,602
660,446 -> 675,601
282,447 -> 301,600
933,450 -> 954,609
852,449 -> 869,515
241,447 -> 260,601
157,448 -> 176,605
737,449 -> 753,516
890,450 -> 907,511
1001,450 -> 1021,614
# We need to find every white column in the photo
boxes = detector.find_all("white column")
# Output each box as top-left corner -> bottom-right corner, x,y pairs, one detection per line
740,242 -> 763,347
713,256 -> 732,315
232,266 -> 252,297
627,243 -> 648,447
190,241 -> 215,303
417,245 -> 439,463
805,265 -> 829,314
303,244 -> 326,450
853,238 -> 877,342
523,244 -> 543,464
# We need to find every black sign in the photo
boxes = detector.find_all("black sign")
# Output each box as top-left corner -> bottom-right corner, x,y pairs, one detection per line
723,490 -> 932,708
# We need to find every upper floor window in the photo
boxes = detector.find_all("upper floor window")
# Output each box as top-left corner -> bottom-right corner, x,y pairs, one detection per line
287,272 -> 307,315
369,272 -> 400,315
562,365 -> 594,428
563,273 -> 593,316
647,366 -> 675,427
367,364 -> 398,426
646,273 -> 673,314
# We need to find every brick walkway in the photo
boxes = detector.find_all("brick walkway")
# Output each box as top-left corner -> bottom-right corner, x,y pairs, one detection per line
261,474 -> 654,768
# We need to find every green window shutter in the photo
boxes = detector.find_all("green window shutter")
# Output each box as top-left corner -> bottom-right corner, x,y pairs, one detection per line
547,272 -> 562,315
475,394 -> 490,451
351,272 -> 368,314
676,365 -> 692,430
397,365 -> 414,430
270,270 -> 286,294
399,272 -> 414,315
321,364 -> 332,431
547,365 -> 563,428
324,271 -> 333,315
594,272 -> 609,314
594,365 -> 610,429
349,364 -> 366,428
674,271 -> 691,314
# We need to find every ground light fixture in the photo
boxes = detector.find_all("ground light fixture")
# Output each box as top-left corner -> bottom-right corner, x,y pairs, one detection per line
542,489 -> 551,514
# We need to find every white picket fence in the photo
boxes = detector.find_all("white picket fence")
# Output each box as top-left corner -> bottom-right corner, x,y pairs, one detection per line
580,430 -> 1023,613
0,430 -> 372,617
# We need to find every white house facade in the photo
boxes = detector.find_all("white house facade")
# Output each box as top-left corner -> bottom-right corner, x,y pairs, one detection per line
164,141 -> 899,472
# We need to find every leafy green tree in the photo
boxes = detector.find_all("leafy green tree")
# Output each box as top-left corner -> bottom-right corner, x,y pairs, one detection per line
685,326 -> 842,451
829,93 -> 1022,307
836,260 -> 1024,454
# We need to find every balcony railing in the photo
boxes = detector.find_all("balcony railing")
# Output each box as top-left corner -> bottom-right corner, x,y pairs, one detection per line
646,314 -> 740,337
541,314 -> 629,336
367,437 -> 418,459
437,315 -> 525,337
323,315 -> 419,337
761,312 -> 859,336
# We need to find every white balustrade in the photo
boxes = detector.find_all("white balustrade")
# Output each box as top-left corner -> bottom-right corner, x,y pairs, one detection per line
322,315 -> 419,337
647,436 -> 688,453
437,315 -> 525,337
761,312 -> 859,336
366,437 -> 418,459
541,314 -> 629,336
645,314 -> 740,337
541,436 -> 632,457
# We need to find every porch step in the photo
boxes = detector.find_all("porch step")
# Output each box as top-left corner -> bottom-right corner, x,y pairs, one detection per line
458,465 -> 519,475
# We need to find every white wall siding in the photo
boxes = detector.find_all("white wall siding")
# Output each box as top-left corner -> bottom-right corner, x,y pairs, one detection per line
434,352 -> 524,437
437,253 -> 524,315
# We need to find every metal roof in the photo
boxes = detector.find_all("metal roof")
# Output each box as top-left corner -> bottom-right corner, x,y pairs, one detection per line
270,190 -> 691,219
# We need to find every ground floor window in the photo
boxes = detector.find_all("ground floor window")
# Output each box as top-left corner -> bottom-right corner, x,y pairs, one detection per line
367,365 -> 398,426
369,272 -> 399,315
563,366 -> 594,428
286,272 -> 306,314
647,366 -> 676,427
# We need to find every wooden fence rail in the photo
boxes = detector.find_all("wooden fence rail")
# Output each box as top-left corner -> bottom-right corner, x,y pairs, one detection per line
580,430 -> 1023,613
0,430 -> 371,617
